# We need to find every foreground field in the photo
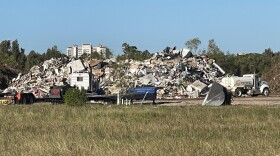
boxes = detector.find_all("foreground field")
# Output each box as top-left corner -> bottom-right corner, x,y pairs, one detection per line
0,104 -> 280,155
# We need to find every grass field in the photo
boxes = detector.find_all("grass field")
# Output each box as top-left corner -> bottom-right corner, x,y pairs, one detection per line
0,104 -> 280,155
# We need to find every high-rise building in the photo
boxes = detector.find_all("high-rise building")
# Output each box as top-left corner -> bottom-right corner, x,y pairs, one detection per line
81,44 -> 92,56
93,45 -> 108,57
67,45 -> 78,58
66,43 -> 108,58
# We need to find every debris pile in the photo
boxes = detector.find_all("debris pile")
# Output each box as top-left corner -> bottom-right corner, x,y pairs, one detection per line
2,47 -> 226,99
2,58 -> 70,98
262,62 -> 280,94
97,47 -> 226,98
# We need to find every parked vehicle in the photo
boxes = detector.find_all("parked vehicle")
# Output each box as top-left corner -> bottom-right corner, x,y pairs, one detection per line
220,74 -> 269,97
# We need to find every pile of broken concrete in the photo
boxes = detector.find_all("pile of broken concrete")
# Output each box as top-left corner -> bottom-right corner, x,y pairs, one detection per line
2,58 -> 86,98
2,47 -> 226,99
99,48 -> 225,99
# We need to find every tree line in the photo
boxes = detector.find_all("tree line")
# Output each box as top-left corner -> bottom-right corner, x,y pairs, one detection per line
0,40 -> 67,72
115,43 -> 152,61
1,39 -> 279,82
0,40 -> 71,89
185,38 -> 280,77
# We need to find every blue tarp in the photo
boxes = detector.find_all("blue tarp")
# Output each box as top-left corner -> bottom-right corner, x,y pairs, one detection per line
125,87 -> 157,100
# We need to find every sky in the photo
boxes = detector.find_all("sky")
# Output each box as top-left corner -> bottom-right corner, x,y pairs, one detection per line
1,0 -> 280,55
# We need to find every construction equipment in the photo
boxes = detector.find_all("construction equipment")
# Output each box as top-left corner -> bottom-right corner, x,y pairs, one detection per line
220,74 -> 269,97
0,92 -> 36,105
0,93 -> 13,105
202,82 -> 232,106
44,85 -> 71,103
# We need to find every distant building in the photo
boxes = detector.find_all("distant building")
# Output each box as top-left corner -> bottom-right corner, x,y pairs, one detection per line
67,45 -> 78,58
67,43 -> 108,58
93,45 -> 108,57
81,44 -> 92,56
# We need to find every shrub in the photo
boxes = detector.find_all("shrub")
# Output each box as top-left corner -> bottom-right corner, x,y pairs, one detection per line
64,88 -> 87,106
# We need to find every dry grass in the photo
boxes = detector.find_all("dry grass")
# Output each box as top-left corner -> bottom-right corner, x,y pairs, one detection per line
0,104 -> 280,155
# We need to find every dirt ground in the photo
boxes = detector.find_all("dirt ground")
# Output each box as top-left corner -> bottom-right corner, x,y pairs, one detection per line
156,95 -> 280,106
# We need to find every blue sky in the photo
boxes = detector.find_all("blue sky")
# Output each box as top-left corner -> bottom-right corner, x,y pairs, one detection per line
1,0 -> 280,55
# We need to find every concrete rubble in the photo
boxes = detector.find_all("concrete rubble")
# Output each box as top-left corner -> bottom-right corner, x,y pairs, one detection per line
3,58 -> 70,98
2,47 -> 226,100
99,47 -> 226,99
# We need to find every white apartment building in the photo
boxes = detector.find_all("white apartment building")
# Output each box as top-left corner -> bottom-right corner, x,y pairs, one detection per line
67,43 -> 108,58
82,44 -> 92,56
93,45 -> 107,57
67,45 -> 78,58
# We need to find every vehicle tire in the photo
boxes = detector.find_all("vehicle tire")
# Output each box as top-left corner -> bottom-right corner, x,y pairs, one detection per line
235,89 -> 242,97
262,88 -> 269,96
29,96 -> 34,104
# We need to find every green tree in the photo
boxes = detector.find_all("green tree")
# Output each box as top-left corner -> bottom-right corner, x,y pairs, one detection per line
116,54 -> 126,62
121,43 -> 151,61
79,53 -> 90,60
206,39 -> 226,68
223,53 -> 238,75
64,88 -> 87,106
122,43 -> 138,60
11,40 -> 26,69
44,45 -> 66,60
0,40 -> 11,65
0,40 -> 11,54
25,50 -> 43,70
263,48 -> 274,58
91,51 -> 102,59
207,39 -> 222,55
141,50 -> 151,60
185,37 -> 201,54
104,49 -> 113,59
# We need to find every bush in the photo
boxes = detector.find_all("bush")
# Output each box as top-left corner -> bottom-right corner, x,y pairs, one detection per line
64,88 -> 87,106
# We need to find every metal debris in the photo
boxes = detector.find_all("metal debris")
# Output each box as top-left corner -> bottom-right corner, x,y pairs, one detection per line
202,82 -> 232,106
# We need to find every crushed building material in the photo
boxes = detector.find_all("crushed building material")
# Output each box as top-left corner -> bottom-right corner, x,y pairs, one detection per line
4,58 -> 70,98
3,47 -> 227,100
67,59 -> 85,73
262,62 -> 280,94
101,48 -> 226,98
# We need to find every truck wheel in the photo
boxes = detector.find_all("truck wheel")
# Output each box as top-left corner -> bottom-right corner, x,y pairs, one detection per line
29,96 -> 34,104
235,89 -> 242,97
263,88 -> 269,96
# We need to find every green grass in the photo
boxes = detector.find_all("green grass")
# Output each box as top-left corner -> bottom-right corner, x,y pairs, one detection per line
0,104 -> 280,156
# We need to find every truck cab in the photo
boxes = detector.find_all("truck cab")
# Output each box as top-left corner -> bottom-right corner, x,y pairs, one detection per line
243,74 -> 269,96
